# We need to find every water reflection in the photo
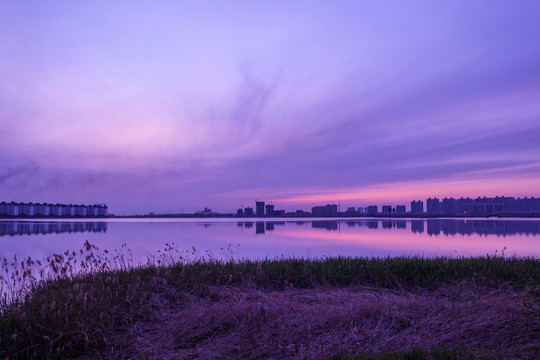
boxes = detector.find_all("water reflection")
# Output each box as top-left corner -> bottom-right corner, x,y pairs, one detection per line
0,219 -> 538,262
235,219 -> 540,236
0,221 -> 107,237
3,219 -> 540,238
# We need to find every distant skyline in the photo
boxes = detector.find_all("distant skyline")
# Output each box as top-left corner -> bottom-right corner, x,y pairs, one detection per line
1,1 -> 540,214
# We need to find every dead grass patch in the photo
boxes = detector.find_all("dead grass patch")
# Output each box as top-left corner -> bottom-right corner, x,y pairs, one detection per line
107,284 -> 539,359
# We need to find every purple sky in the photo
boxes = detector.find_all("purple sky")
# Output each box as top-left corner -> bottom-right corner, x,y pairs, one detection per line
1,1 -> 540,214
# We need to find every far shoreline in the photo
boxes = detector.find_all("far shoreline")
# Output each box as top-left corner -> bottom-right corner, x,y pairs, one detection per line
2,214 -> 540,220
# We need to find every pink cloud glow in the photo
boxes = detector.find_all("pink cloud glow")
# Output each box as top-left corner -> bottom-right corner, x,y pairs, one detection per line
274,174 -> 540,208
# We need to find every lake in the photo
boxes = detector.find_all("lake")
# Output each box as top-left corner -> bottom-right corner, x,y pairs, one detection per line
1,218 -> 539,263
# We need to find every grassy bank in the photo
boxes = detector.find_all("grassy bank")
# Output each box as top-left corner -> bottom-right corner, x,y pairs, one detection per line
1,243 -> 539,359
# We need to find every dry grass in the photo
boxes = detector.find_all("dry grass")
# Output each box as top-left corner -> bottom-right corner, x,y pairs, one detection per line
100,284 -> 539,360
1,242 -> 539,359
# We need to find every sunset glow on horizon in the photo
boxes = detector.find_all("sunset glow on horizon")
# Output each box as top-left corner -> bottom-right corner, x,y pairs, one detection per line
1,1 -> 540,214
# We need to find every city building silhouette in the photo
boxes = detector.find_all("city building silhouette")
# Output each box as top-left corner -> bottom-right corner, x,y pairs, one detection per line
366,205 -> 378,216
311,204 -> 338,217
0,202 -> 108,217
256,201 -> 265,217
411,200 -> 424,215
244,207 -> 254,217
265,204 -> 274,217
427,197 -> 441,215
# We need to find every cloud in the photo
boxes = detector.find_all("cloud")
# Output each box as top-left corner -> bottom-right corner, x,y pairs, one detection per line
1,1 -> 540,213
0,161 -> 39,185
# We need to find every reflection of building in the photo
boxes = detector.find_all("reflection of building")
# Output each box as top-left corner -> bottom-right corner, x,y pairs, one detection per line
427,219 -> 441,235
0,221 -> 108,237
312,221 -> 339,231
411,220 -> 424,233
241,218 -> 540,237
366,220 -> 378,229
425,219 -> 540,236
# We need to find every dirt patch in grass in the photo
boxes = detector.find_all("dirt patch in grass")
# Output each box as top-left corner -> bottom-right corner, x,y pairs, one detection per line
104,284 -> 539,359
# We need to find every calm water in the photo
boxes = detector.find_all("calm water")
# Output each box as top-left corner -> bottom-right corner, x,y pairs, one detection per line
1,218 -> 539,262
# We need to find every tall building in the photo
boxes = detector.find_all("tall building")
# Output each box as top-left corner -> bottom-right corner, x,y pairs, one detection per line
324,204 -> 338,216
256,201 -> 265,217
473,197 -> 494,215
63,204 -> 73,217
21,203 -> 35,216
396,205 -> 406,214
311,204 -> 338,217
411,200 -> 423,215
51,204 -> 62,217
426,197 -> 440,215
37,203 -> 49,216
244,207 -> 254,217
381,205 -> 392,214
311,206 -> 324,216
457,197 -> 473,216
0,202 -> 108,217
441,197 -> 456,216
265,204 -> 274,217
366,205 -> 378,216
